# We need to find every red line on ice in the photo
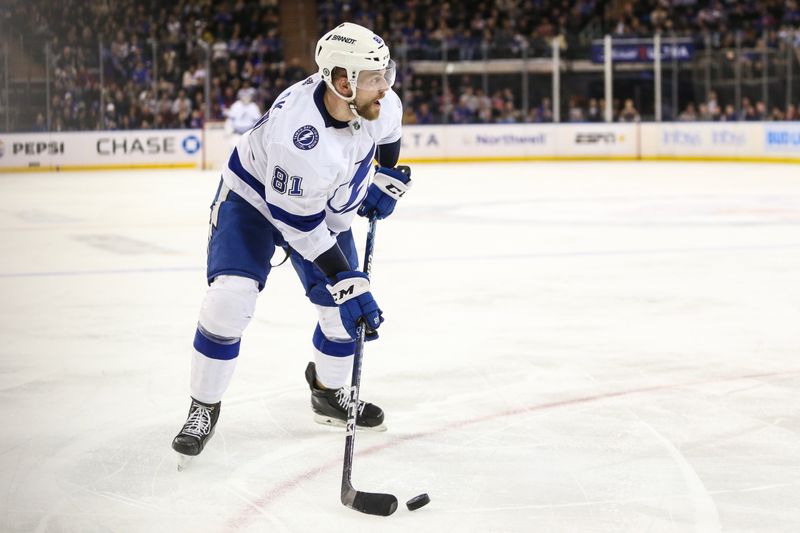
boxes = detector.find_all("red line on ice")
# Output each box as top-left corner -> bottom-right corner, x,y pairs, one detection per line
227,368 -> 800,529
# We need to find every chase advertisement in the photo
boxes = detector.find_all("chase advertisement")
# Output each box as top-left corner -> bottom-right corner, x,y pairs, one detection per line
0,130 -> 203,171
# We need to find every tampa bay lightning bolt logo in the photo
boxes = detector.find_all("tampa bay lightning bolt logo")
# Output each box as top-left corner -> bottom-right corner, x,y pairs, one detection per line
327,144 -> 376,214
293,125 -> 319,150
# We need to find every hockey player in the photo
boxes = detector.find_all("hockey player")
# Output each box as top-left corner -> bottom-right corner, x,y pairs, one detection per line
224,87 -> 262,135
223,87 -> 262,156
172,22 -> 412,462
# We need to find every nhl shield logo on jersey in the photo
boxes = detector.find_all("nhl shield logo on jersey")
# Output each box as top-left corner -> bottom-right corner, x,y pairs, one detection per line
293,125 -> 319,150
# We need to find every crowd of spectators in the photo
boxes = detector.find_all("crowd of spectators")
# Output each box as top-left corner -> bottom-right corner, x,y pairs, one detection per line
610,0 -> 800,50
317,0 -> 800,59
673,92 -> 799,121
317,0 -> 603,60
319,0 -> 800,125
404,81 -> 800,124
4,0 -> 303,132
2,0 -> 800,131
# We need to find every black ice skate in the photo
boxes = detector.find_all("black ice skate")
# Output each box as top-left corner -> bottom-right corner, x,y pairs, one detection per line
304,362 -> 386,431
172,397 -> 221,470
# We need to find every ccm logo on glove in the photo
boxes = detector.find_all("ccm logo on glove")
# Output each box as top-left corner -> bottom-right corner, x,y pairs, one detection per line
373,169 -> 411,199
327,271 -> 384,340
357,165 -> 412,220
328,275 -> 370,304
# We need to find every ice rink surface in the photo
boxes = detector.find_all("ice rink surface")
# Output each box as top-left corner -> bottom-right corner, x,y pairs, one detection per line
1,161 -> 799,532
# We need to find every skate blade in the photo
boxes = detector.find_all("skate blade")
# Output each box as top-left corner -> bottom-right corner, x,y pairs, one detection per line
313,414 -> 387,432
176,453 -> 194,471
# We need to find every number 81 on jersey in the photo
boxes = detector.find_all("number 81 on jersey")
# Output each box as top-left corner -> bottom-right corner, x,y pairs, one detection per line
272,166 -> 304,196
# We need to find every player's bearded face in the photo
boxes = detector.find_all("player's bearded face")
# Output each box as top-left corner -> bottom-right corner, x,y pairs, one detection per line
352,66 -> 392,120
353,88 -> 386,120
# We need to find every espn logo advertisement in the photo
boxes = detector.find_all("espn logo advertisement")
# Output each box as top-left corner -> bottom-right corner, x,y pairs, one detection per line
562,124 -> 636,157
575,132 -> 618,144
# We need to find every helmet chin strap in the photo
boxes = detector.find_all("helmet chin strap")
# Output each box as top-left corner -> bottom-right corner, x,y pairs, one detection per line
348,102 -> 363,120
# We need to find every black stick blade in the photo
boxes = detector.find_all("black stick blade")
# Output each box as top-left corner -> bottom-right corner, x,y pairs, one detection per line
350,491 -> 398,516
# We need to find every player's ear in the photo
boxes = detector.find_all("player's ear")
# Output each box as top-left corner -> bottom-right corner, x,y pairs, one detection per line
338,79 -> 354,98
333,69 -> 353,98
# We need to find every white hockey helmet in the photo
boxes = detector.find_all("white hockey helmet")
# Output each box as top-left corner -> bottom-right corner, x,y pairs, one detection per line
315,22 -> 395,104
237,87 -> 255,103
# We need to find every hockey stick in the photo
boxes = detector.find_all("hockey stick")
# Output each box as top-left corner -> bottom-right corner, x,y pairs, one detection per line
340,216 -> 399,516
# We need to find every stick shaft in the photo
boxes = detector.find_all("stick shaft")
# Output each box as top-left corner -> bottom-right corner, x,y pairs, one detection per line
341,217 -> 378,503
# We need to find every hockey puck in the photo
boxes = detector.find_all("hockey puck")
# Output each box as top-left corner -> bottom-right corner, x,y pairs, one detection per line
405,493 -> 430,511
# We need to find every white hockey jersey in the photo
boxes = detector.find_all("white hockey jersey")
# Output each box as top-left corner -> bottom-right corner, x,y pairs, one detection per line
226,100 -> 262,134
220,74 -> 402,262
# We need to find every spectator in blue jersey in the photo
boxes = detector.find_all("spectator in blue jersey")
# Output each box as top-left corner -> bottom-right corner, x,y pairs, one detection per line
720,104 -> 738,121
415,102 -> 435,124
